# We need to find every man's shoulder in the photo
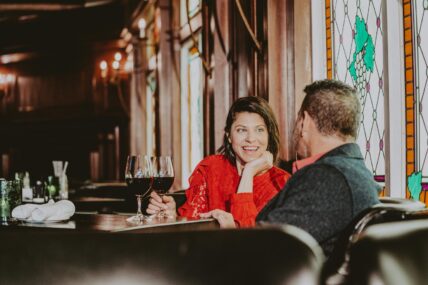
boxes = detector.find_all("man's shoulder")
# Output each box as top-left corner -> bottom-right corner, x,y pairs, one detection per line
293,162 -> 346,179
287,163 -> 348,193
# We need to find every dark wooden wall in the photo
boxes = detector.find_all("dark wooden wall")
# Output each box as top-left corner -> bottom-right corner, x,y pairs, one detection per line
0,53 -> 129,182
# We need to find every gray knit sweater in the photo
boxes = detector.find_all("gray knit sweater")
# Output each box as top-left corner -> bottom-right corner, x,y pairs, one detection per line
256,143 -> 381,255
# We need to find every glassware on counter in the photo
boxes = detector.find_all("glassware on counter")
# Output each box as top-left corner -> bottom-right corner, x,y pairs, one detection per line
125,155 -> 153,223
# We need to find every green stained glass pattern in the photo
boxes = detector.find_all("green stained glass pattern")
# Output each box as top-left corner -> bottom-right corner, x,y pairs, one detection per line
408,171 -> 422,200
415,0 -> 428,180
331,0 -> 385,176
349,16 -> 375,82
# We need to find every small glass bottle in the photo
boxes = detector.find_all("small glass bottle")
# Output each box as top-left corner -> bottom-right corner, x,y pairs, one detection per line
46,176 -> 57,202
0,179 -> 10,224
11,173 -> 23,208
32,180 -> 45,204
59,174 -> 68,200
22,172 -> 32,202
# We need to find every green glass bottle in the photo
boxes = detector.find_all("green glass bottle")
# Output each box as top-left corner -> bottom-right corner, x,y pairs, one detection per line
47,176 -> 57,201
0,179 -> 10,224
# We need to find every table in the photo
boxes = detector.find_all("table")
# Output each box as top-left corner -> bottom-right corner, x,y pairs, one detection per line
2,212 -> 219,233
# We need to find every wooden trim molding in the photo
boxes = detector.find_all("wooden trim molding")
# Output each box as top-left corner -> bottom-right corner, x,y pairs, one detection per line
325,0 -> 332,79
403,0 -> 416,198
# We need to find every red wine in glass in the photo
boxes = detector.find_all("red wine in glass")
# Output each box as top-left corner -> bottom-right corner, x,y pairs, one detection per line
125,155 -> 153,222
152,176 -> 174,195
126,177 -> 153,197
151,156 -> 174,218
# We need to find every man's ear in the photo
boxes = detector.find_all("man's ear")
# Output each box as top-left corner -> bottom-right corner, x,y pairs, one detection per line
301,111 -> 311,132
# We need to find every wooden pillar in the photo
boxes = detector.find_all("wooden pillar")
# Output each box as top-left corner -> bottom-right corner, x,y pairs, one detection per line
157,0 -> 181,188
294,0 -> 312,112
267,0 -> 312,161
130,38 -> 147,156
212,0 -> 231,150
267,0 -> 294,161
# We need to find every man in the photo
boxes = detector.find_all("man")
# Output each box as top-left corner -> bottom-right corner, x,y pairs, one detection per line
256,79 -> 380,255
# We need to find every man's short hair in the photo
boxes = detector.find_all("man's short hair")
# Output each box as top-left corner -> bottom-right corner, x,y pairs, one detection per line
300,79 -> 361,139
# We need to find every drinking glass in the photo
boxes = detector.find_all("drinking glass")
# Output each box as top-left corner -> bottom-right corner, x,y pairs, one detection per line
151,156 -> 175,218
125,155 -> 153,222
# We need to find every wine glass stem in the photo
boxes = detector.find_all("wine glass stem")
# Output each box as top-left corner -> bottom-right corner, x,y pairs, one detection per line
136,195 -> 143,217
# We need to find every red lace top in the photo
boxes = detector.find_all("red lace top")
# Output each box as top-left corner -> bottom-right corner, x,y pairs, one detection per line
178,155 -> 291,227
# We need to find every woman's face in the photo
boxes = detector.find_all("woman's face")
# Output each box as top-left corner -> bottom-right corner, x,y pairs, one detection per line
229,112 -> 269,165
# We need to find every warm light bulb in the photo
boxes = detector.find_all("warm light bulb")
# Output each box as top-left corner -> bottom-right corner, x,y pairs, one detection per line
114,52 -> 122,61
100,60 -> 108,70
138,18 -> 146,30
138,18 -> 146,38
112,61 -> 120,70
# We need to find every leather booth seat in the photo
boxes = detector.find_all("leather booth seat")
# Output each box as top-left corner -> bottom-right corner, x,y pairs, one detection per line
0,225 -> 324,285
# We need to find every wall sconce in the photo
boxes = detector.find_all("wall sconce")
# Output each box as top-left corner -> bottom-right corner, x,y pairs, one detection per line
95,52 -> 133,116
98,52 -> 133,83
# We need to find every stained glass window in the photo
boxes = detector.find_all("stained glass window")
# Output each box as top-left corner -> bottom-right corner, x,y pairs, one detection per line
329,0 -> 385,177
413,0 -> 428,202
180,0 -> 201,26
146,71 -> 156,157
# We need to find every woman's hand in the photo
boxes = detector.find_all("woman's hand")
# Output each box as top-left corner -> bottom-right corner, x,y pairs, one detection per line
200,209 -> 236,229
242,151 -> 273,177
146,191 -> 177,218
236,151 -> 273,194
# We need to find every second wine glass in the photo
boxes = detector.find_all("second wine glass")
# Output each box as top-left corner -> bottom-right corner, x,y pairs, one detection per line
151,156 -> 175,218
125,155 -> 153,222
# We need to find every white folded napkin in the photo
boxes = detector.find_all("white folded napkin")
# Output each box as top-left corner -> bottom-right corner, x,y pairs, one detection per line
11,204 -> 39,219
12,200 -> 75,222
31,200 -> 75,222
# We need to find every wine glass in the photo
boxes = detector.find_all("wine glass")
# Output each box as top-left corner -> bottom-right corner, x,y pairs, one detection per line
151,156 -> 175,219
125,155 -> 153,223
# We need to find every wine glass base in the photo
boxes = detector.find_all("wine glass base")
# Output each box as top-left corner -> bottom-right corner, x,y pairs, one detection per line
126,214 -> 145,224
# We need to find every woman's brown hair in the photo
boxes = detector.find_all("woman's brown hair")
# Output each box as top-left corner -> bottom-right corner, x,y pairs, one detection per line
217,96 -> 281,164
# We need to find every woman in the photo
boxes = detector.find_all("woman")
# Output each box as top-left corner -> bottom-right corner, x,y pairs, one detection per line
147,96 -> 291,227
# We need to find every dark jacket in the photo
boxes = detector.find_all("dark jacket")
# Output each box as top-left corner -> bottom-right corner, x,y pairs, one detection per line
256,143 -> 381,255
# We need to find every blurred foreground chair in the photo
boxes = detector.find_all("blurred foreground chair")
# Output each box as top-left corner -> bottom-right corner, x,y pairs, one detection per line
347,219 -> 428,285
321,197 -> 426,285
0,225 -> 324,285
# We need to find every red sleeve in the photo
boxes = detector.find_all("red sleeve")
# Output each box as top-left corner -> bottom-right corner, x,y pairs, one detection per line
177,163 -> 209,218
231,168 -> 291,228
230,193 -> 258,227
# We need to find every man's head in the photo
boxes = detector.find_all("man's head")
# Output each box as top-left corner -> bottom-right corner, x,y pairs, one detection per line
293,79 -> 361,158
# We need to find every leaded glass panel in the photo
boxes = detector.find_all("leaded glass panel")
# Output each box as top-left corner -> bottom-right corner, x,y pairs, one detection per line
330,0 -> 385,176
180,0 -> 201,26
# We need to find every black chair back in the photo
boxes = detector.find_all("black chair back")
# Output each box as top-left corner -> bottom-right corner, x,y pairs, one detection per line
322,198 -> 426,285
347,219 -> 428,285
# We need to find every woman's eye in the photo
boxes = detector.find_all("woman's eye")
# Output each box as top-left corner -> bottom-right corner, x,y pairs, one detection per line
237,128 -> 246,133
257,128 -> 266,133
